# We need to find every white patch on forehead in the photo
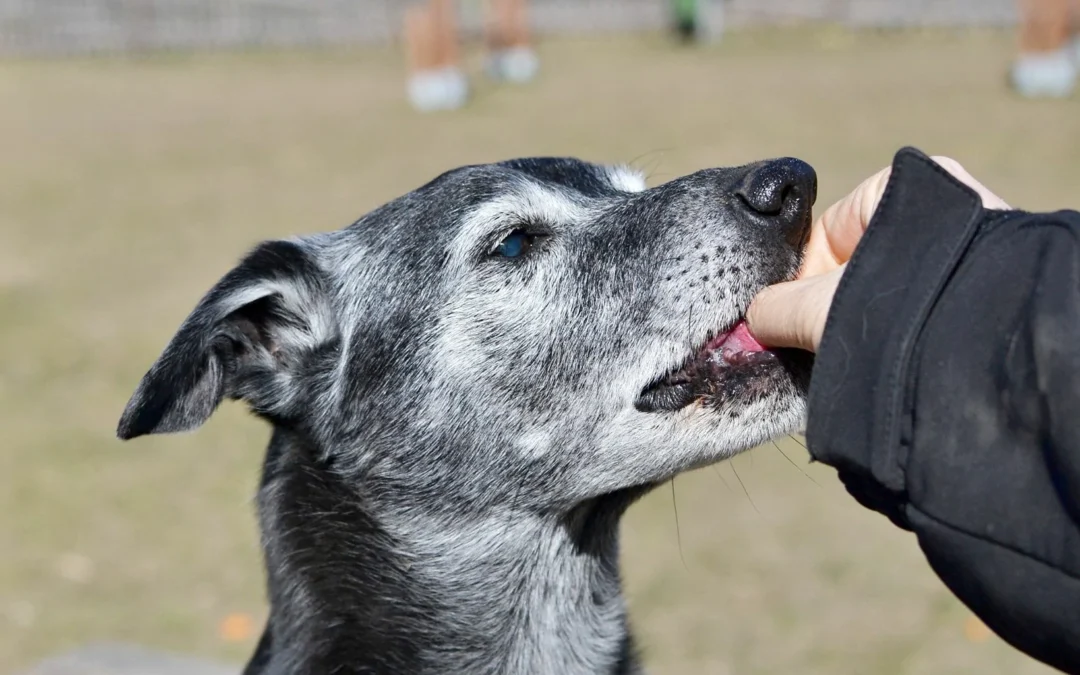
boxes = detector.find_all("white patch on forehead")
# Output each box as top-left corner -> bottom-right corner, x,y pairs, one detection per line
604,165 -> 647,193
514,429 -> 552,459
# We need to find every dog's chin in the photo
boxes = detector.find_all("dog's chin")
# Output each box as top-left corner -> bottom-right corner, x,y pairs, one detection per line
634,320 -> 814,415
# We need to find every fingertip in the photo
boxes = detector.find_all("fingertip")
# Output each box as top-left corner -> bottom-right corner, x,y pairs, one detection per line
746,284 -> 806,351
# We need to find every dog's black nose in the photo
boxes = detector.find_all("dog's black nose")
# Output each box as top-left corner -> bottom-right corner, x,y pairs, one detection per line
737,158 -> 818,249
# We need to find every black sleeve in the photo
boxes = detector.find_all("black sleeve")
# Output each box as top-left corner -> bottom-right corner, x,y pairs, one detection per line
806,147 -> 1080,674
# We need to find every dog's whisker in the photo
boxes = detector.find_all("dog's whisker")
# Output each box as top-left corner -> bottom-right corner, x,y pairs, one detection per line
645,166 -> 669,185
787,434 -> 808,450
501,473 -> 526,542
711,465 -> 732,492
686,304 -> 695,352
627,148 -> 670,166
729,462 -> 760,515
771,440 -> 822,487
628,148 -> 671,183
670,478 -> 688,571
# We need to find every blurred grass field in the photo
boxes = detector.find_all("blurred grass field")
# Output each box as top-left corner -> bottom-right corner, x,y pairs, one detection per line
2,26 -> 1076,675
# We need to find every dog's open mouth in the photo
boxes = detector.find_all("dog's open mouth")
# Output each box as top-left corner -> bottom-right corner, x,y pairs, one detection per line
635,319 -> 782,413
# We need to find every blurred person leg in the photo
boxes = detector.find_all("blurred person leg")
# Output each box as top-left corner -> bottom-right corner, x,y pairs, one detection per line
405,2 -> 467,112
1071,0 -> 1080,61
431,0 -> 470,106
1012,0 -> 1075,98
485,0 -> 539,83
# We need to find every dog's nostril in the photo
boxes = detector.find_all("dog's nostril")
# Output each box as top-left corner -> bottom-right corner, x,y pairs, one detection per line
735,192 -> 763,217
738,158 -> 816,216
781,183 -> 795,202
736,158 -> 817,248
737,183 -> 782,217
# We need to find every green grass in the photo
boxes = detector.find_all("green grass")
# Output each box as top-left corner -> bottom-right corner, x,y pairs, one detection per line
2,27 -> 1074,674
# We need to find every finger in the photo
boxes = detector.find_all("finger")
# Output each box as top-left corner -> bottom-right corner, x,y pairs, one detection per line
929,156 -> 1011,210
801,158 -> 1009,279
800,167 -> 892,278
746,282 -> 806,351
747,267 -> 844,352
746,280 -> 819,352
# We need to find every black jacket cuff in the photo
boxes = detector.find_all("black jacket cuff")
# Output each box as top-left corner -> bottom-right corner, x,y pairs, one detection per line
805,147 -> 986,528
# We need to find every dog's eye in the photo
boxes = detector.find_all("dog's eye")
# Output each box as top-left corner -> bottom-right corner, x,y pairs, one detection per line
493,229 -> 535,258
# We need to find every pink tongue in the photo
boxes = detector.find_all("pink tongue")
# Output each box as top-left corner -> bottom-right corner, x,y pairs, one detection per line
720,320 -> 766,353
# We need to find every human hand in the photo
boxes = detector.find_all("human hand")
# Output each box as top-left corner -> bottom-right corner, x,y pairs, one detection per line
746,157 -> 1010,352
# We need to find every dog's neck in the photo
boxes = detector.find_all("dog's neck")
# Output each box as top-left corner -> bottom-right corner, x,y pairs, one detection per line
246,430 -> 643,675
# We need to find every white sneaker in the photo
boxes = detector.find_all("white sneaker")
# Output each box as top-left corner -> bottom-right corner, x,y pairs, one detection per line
486,46 -> 540,84
407,67 -> 469,112
436,66 -> 470,107
1010,48 -> 1076,98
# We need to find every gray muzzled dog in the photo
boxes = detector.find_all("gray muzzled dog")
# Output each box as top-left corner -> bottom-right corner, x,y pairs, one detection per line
117,156 -> 816,674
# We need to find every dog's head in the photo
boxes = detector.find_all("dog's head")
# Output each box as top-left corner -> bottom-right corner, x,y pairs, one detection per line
119,157 -> 814,511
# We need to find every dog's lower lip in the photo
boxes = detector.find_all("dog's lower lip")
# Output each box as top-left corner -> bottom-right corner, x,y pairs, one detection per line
634,319 -> 778,413
634,382 -> 696,413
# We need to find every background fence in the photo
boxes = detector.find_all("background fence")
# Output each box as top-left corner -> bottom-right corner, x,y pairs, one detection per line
0,0 -> 1021,57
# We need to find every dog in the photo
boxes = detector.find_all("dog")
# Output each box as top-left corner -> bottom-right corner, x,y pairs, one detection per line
117,156 -> 816,675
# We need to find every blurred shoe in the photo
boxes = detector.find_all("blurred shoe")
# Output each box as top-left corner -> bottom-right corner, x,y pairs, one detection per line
486,46 -> 540,84
407,67 -> 469,112
1010,48 -> 1076,98
437,66 -> 470,106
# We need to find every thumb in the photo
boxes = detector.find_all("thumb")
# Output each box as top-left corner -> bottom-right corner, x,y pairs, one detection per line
746,266 -> 845,352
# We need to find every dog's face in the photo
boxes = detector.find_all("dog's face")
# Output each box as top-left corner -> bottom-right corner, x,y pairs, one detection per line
119,157 -> 814,512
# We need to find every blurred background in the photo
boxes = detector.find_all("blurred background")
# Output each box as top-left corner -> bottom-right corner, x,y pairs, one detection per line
2,1 -> 1077,674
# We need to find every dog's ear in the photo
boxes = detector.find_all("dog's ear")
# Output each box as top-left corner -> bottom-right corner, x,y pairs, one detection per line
117,240 -> 336,440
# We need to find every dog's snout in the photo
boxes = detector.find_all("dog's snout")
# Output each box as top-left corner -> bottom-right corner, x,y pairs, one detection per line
737,158 -> 817,249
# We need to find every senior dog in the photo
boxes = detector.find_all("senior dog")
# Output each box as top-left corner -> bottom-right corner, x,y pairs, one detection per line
118,156 -> 816,675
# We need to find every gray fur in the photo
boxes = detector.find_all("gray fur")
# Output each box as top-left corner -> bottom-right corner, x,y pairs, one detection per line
118,156 -> 816,674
